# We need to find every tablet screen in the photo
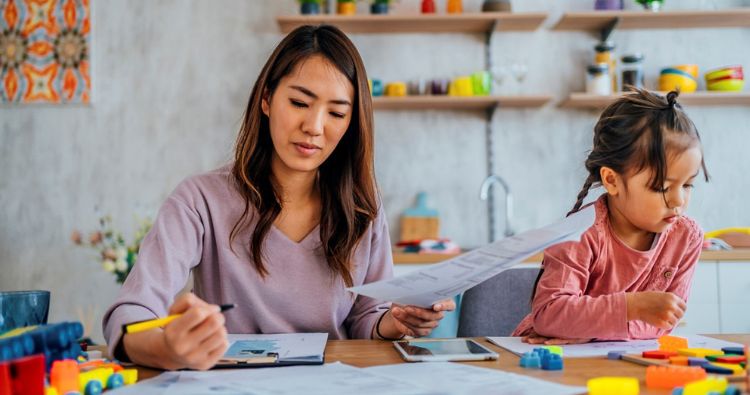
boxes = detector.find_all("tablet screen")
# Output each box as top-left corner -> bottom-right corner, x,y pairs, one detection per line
396,339 -> 494,357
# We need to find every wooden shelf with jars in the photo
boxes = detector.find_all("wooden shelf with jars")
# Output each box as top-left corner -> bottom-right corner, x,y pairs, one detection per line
561,92 -> 750,109
372,95 -> 553,110
277,12 -> 547,34
552,8 -> 750,32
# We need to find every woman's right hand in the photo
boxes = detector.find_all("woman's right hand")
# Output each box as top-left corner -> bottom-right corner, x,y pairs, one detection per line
123,293 -> 229,370
626,291 -> 686,330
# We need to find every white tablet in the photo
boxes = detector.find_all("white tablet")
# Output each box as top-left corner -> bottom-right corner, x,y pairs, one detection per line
393,339 -> 499,362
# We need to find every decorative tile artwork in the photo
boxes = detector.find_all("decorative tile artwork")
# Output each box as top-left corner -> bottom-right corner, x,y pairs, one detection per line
0,0 -> 90,104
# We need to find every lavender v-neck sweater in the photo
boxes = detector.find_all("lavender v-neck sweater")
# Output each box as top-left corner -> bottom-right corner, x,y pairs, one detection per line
102,166 -> 392,356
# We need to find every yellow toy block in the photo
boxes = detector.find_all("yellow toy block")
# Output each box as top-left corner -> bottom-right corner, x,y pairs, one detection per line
543,345 -> 563,357
710,362 -> 745,374
658,335 -> 688,352
45,387 -> 59,395
677,348 -> 724,358
587,377 -> 639,395
78,367 -> 113,393
683,377 -> 727,395
121,369 -> 139,385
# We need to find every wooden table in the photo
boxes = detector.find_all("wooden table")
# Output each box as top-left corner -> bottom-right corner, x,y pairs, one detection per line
122,335 -> 749,394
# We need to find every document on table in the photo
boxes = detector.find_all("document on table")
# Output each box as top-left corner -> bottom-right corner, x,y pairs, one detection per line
221,333 -> 327,364
348,204 -> 596,307
488,335 -> 745,358
365,362 -> 586,395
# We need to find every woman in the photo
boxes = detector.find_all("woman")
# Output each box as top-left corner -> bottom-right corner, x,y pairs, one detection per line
102,25 -> 454,370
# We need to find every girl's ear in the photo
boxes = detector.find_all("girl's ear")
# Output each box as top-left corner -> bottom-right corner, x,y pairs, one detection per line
600,166 -> 621,196
261,89 -> 271,117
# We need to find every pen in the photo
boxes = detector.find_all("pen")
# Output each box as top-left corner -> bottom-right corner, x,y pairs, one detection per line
123,303 -> 235,334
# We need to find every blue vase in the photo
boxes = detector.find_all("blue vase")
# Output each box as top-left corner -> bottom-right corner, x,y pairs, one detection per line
0,290 -> 50,332
301,3 -> 321,15
371,3 -> 389,14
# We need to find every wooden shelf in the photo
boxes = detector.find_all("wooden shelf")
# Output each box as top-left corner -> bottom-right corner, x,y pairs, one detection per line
372,95 -> 552,110
277,13 -> 547,34
561,92 -> 750,109
552,9 -> 750,32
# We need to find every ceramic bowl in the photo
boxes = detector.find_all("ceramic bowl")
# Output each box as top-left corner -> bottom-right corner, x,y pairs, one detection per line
659,73 -> 697,93
705,65 -> 743,81
707,78 -> 745,92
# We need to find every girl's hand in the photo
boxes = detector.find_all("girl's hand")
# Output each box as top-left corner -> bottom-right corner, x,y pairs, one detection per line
377,299 -> 456,338
626,291 -> 686,329
522,329 -> 591,345
124,293 -> 229,370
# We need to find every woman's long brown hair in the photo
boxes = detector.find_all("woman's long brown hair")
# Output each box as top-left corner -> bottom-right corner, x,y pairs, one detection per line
230,25 -> 377,287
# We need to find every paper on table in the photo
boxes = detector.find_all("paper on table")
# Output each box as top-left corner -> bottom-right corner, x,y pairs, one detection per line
348,204 -> 596,307
488,335 -> 745,358
224,333 -> 328,362
365,362 -> 586,395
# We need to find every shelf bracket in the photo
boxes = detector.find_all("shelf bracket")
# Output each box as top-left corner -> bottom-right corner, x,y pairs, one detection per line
600,17 -> 621,42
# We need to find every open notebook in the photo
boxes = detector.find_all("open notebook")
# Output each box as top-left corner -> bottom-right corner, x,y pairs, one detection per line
215,333 -> 328,368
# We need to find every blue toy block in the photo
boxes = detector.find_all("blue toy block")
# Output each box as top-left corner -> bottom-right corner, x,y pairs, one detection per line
533,347 -> 551,359
671,388 -> 682,395
607,350 -> 626,360
702,363 -> 734,375
519,352 -> 541,369
688,357 -> 708,367
541,353 -> 563,371
724,386 -> 741,395
721,347 -> 744,356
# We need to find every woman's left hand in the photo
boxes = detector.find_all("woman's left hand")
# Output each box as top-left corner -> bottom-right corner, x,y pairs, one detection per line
379,299 -> 456,338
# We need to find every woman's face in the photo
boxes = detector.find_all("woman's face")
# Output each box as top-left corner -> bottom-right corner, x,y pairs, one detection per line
262,55 -> 355,177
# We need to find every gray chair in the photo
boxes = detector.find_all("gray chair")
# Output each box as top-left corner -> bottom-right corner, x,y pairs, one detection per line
457,267 -> 541,337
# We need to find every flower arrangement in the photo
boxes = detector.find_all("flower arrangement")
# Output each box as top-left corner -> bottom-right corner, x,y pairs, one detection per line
71,216 -> 152,284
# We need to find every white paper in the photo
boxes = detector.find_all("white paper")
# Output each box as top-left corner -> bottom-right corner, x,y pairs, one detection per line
365,362 -> 586,395
224,332 -> 328,362
349,205 -> 596,307
488,335 -> 745,358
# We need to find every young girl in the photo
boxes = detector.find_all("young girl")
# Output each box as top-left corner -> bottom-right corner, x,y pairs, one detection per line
102,25 -> 454,370
513,89 -> 708,344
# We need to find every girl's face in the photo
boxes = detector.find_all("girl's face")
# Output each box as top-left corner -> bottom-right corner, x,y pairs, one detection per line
605,145 -> 703,237
262,55 -> 354,178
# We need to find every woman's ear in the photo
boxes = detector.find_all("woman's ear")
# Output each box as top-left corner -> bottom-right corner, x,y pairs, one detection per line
600,166 -> 621,196
261,90 -> 271,117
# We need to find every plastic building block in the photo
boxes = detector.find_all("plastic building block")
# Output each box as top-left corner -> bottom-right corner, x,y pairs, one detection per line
9,354 -> 46,395
709,362 -> 744,374
659,335 -> 689,352
714,355 -> 746,364
120,369 -> 138,385
541,353 -> 563,370
0,361 -> 11,395
85,350 -> 102,360
682,377 -> 727,395
50,359 -> 80,395
78,367 -> 113,393
701,363 -> 734,375
542,345 -> 563,357
533,347 -> 551,359
519,352 -> 541,369
587,377 -> 639,395
44,387 -> 58,395
724,385 -> 741,395
608,350 -> 626,360
688,357 -> 708,367
0,322 -> 84,370
645,365 -> 707,389
644,350 -> 679,359
677,348 -> 724,358
669,356 -> 689,366
721,347 -> 744,355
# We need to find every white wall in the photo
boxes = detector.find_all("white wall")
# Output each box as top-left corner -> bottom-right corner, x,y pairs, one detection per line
1,0 -> 749,342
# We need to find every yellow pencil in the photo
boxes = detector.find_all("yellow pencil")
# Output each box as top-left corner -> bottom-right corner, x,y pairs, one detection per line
123,304 -> 235,334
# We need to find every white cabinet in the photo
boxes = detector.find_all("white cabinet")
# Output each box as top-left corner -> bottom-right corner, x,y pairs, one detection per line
674,262 -> 720,335
718,261 -> 750,333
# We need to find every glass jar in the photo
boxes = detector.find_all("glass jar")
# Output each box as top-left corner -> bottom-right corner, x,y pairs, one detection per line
595,41 -> 617,93
621,54 -> 645,91
586,63 -> 612,96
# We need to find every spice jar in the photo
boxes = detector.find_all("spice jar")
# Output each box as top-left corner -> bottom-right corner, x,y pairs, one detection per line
621,54 -> 645,91
586,63 -> 612,95
595,41 -> 617,93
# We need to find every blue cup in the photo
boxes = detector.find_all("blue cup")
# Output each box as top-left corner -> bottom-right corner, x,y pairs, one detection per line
0,290 -> 50,332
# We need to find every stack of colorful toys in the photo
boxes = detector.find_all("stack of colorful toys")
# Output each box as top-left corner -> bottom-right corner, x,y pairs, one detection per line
518,346 -> 563,371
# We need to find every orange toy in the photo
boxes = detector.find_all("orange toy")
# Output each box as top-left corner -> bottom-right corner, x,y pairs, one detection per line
646,365 -> 707,389
670,356 -> 689,366
659,335 -> 689,352
50,360 -> 80,395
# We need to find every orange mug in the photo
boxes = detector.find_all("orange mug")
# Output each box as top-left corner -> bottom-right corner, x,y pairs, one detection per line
447,0 -> 463,13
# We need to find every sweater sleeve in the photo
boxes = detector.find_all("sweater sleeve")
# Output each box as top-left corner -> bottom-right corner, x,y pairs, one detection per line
343,207 -> 393,339
627,221 -> 704,339
531,232 -> 630,340
102,185 -> 204,359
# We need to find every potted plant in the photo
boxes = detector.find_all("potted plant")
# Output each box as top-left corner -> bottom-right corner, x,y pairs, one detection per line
371,0 -> 389,14
298,0 -> 322,15
636,0 -> 663,11
337,0 -> 357,15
